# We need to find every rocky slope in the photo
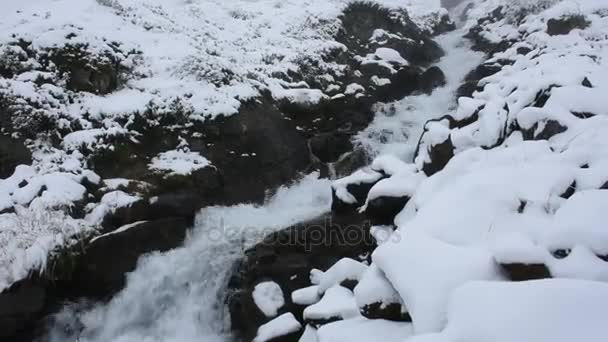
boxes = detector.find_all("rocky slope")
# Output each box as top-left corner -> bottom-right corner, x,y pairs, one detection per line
1,0 -> 608,341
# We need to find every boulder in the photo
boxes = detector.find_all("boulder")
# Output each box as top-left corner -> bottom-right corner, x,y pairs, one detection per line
364,195 -> 410,226
521,120 -> 567,141
0,280 -> 46,340
419,66 -> 446,94
64,217 -> 190,298
547,15 -> 590,36
420,135 -> 455,177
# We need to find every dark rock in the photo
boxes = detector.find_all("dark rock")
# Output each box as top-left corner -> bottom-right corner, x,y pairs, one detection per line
531,86 -> 559,108
582,77 -> 593,88
419,135 -> 455,177
332,148 -> 370,178
516,46 -> 532,55
227,212 -> 374,341
457,63 -> 502,98
339,279 -> 360,291
381,66 -> 422,102
571,111 -> 596,119
560,181 -> 576,200
547,15 -> 590,36
305,316 -> 342,328
364,195 -> 410,226
309,133 -> 353,163
552,249 -> 571,260
65,217 -> 190,298
521,120 -> 567,141
361,302 -> 411,322
500,263 -> 552,281
419,66 -> 446,94
0,280 -> 46,340
153,166 -> 223,199
196,98 -> 311,204
0,134 -> 31,178
432,14 -> 457,35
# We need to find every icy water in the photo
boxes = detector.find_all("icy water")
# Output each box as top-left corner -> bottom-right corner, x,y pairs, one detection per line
46,26 -> 480,342
47,174 -> 332,342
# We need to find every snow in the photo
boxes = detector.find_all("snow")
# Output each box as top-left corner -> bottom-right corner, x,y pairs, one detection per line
408,279 -> 608,342
254,312 -> 302,342
332,169 -> 384,204
303,285 -> 360,323
373,48 -> 410,66
292,285 -> 322,306
317,258 -> 368,294
373,232 -> 503,334
317,317 -> 414,342
149,149 -> 211,176
354,264 -> 403,309
252,281 -> 285,318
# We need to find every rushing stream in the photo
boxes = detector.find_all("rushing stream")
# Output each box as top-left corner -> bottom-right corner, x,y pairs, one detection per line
46,24 -> 481,342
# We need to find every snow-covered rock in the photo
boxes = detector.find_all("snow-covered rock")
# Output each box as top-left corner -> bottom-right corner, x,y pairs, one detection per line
254,312 -> 302,342
317,258 -> 368,293
252,281 -> 285,318
303,285 -> 360,326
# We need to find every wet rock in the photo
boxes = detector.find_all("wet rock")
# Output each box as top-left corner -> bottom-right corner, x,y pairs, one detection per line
501,263 -> 552,281
364,195 -> 410,226
457,63 -> 502,98
379,66 -> 422,102
332,148 -> 370,179
521,120 -> 567,141
65,217 -> 190,298
0,280 -> 46,340
432,14 -> 457,35
196,98 -> 311,204
360,302 -> 411,322
547,15 -> 590,36
227,212 -> 374,341
419,66 -> 446,94
0,134 -> 31,178
421,136 -> 455,177
309,133 -> 353,163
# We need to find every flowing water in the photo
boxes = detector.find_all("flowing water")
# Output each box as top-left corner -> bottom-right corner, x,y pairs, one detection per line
46,25 -> 481,342
47,174 -> 332,342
